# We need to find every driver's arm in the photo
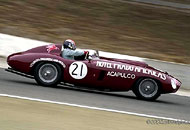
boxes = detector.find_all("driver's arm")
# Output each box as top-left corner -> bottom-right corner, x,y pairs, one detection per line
62,49 -> 89,60
67,49 -> 85,57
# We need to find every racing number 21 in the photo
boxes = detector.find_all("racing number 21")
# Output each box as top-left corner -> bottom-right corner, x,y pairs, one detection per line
69,62 -> 88,79
72,63 -> 83,76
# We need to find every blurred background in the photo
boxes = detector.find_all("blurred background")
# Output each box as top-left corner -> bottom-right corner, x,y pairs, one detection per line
0,0 -> 189,64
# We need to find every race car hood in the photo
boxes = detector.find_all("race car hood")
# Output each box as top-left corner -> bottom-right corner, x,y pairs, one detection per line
100,56 -> 149,68
100,56 -> 172,76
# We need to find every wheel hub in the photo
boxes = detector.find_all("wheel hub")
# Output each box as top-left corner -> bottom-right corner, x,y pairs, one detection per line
145,86 -> 151,91
44,70 -> 51,76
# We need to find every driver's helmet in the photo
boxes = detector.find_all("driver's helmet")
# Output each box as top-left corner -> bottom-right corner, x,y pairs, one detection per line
63,39 -> 76,50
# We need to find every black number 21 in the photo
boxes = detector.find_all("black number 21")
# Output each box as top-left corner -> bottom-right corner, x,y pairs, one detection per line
72,63 -> 83,76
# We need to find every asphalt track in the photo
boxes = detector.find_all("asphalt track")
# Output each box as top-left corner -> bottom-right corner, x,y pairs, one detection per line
0,68 -> 190,121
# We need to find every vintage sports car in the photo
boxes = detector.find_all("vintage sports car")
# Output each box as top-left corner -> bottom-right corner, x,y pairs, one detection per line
6,44 -> 181,100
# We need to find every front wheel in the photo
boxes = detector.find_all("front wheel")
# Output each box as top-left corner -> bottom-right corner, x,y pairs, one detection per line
34,62 -> 62,87
133,78 -> 161,101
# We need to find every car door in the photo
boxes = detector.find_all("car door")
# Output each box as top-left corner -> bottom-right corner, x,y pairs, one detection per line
87,59 -> 136,91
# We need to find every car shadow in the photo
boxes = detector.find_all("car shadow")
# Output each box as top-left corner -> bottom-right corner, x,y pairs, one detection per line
56,83 -> 179,105
4,79 -> 37,86
5,79 -> 180,105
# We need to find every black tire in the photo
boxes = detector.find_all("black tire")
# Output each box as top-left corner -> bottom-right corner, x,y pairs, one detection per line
34,62 -> 62,87
132,78 -> 161,101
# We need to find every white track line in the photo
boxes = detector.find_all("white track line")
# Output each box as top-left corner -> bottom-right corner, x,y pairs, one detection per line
0,93 -> 189,123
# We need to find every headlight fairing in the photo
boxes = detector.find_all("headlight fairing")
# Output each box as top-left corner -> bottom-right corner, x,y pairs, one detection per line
171,78 -> 177,89
171,78 -> 181,90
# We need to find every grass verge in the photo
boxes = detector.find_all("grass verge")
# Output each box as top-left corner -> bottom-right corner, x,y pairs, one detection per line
0,96 -> 189,130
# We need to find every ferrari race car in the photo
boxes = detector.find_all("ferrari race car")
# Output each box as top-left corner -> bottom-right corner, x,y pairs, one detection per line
6,44 -> 181,100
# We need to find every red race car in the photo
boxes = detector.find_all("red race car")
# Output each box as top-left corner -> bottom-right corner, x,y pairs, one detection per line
6,44 -> 181,100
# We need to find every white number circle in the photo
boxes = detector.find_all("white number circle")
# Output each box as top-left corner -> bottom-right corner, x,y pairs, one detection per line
69,62 -> 88,79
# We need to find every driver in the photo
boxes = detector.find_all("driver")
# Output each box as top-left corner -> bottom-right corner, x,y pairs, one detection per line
62,39 -> 88,60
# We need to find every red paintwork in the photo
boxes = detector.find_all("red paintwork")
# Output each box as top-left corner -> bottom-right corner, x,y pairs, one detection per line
7,44 -> 181,93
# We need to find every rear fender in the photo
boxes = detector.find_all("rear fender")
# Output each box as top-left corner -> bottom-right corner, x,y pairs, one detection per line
30,57 -> 66,68
30,58 -> 66,75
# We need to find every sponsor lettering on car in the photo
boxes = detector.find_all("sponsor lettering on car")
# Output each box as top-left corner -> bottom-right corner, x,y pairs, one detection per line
96,61 -> 166,80
107,71 -> 136,79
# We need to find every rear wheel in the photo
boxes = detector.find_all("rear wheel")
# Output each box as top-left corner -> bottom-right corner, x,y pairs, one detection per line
133,78 -> 161,101
34,62 -> 62,86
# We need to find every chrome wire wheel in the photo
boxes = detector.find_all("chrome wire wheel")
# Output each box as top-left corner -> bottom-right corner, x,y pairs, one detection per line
38,63 -> 58,83
34,62 -> 62,87
138,79 -> 159,98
